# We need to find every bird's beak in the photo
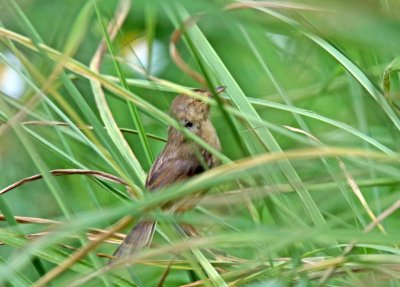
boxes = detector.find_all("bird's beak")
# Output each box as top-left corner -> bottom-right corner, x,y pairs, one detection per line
215,86 -> 226,94
195,86 -> 226,98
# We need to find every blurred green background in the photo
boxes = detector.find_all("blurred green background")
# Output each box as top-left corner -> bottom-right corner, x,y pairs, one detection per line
1,0 -> 400,286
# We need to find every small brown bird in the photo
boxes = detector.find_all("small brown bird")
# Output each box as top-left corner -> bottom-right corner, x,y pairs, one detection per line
111,86 -> 225,261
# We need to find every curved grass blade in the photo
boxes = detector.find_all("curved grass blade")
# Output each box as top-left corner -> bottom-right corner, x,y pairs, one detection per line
254,4 -> 400,132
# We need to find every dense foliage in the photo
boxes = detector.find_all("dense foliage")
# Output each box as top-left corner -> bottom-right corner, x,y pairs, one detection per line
1,0 -> 400,286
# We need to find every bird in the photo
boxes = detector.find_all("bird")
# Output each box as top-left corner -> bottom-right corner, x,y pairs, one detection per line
110,86 -> 225,263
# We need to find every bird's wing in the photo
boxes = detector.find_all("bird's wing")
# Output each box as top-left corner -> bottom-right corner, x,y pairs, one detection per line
145,156 -> 202,190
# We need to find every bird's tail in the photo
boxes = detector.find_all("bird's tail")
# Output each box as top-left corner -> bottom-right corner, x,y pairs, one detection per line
109,220 -> 156,264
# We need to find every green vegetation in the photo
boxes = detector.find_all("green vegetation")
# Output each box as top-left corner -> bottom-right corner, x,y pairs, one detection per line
1,0 -> 400,286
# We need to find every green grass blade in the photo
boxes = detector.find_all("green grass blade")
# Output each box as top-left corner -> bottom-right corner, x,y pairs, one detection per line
95,2 -> 154,166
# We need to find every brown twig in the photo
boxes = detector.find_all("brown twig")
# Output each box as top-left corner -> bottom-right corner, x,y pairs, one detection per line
22,120 -> 167,142
0,214 -> 58,225
0,169 -> 129,195
169,1 -> 329,86
157,256 -> 177,287
0,214 -> 126,244
170,14 -> 207,86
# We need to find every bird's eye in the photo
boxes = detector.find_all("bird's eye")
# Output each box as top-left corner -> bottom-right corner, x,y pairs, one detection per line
185,121 -> 193,128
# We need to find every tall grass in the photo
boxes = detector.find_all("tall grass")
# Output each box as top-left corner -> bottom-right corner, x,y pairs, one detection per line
1,0 -> 400,286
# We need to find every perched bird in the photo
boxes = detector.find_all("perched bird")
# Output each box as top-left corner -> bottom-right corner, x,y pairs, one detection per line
111,86 -> 225,262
